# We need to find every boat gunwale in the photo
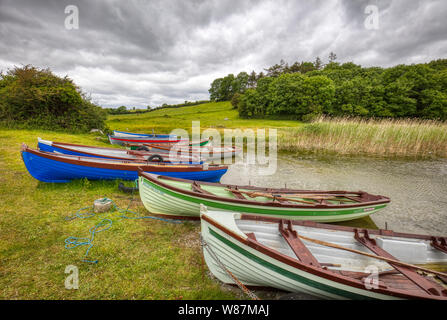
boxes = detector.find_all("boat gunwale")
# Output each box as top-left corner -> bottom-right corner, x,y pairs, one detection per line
201,213 -> 447,300
42,140 -> 200,162
139,172 -> 391,209
22,146 -> 227,173
109,135 -> 185,143
113,130 -> 176,138
143,143 -> 241,152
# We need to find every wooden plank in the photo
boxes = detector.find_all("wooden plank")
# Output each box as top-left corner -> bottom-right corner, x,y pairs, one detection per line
354,229 -> 445,297
278,220 -> 321,267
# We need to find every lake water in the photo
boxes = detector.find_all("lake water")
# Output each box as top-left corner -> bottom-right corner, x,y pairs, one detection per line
221,154 -> 447,236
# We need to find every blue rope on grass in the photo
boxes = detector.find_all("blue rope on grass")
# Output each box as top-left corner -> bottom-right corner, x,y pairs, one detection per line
64,190 -> 183,264
64,219 -> 113,264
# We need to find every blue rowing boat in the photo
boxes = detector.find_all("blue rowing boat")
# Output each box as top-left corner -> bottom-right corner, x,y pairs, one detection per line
21,145 -> 227,183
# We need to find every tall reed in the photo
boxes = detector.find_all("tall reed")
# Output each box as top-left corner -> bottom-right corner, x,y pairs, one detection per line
279,116 -> 447,158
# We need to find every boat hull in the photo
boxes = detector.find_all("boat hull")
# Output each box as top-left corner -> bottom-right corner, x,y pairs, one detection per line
138,174 -> 388,222
21,149 -> 227,183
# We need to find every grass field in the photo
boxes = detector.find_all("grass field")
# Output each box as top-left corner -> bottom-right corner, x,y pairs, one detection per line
107,101 -> 301,134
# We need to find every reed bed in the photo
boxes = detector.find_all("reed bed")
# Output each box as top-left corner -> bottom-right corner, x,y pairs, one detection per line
279,116 -> 447,158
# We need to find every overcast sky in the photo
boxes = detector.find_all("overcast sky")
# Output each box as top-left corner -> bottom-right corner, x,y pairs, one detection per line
0,0 -> 446,108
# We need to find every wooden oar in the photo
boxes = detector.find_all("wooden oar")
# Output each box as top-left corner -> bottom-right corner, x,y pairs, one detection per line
273,193 -> 362,203
276,193 -> 361,198
228,189 -> 355,205
226,189 -> 316,205
297,233 -> 447,278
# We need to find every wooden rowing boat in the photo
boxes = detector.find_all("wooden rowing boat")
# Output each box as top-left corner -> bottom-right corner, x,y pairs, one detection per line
138,172 -> 390,222
200,206 -> 447,300
108,134 -> 186,146
21,145 -> 228,183
113,130 -> 176,139
138,143 -> 242,160
114,130 -> 210,146
37,138 -> 201,163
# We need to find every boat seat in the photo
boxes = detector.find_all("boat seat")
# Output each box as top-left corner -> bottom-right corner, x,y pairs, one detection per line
191,182 -> 214,196
226,186 -> 247,200
431,237 -> 447,254
279,220 -> 321,268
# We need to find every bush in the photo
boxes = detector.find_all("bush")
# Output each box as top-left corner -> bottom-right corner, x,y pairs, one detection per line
0,65 -> 107,132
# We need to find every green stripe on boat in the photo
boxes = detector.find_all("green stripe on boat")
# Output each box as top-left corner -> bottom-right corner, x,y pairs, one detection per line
208,227 -> 373,300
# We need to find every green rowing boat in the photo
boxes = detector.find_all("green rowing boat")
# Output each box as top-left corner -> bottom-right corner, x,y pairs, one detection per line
138,171 -> 391,222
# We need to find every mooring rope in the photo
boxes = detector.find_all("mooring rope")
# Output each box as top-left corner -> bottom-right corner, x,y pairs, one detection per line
200,236 -> 260,300
64,181 -> 183,263
64,219 -> 113,263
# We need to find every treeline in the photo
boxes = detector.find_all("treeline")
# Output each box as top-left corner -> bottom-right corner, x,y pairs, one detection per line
147,100 -> 209,112
0,65 -> 107,131
105,106 -> 148,115
105,100 -> 210,115
209,55 -> 447,121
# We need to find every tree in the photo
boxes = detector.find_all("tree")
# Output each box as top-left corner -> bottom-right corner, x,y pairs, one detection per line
0,65 -> 106,131
248,71 -> 257,88
116,106 -> 127,113
314,57 -> 323,70
264,59 -> 287,77
328,52 -> 337,63
209,78 -> 223,101
233,72 -> 249,94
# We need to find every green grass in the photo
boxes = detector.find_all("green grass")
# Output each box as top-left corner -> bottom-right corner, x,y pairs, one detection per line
107,101 -> 301,134
0,129 -> 238,299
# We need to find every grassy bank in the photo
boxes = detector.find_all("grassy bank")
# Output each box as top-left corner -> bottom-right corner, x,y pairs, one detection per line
0,129 -> 239,299
279,117 -> 447,158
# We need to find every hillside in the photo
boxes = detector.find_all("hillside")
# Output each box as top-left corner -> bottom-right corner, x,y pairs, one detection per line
106,101 -> 302,134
